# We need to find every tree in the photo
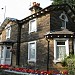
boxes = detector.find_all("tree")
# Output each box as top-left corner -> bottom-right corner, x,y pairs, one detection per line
51,0 -> 75,5
51,0 -> 75,10
51,0 -> 64,5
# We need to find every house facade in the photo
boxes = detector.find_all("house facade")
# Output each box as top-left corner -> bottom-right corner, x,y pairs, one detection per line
0,3 -> 75,71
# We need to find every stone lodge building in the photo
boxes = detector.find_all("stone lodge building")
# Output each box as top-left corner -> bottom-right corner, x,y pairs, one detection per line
0,2 -> 75,71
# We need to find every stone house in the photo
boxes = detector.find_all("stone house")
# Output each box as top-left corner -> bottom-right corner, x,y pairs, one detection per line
0,2 -> 75,71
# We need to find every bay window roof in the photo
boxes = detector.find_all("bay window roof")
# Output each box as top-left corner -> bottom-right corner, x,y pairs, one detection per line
45,29 -> 75,39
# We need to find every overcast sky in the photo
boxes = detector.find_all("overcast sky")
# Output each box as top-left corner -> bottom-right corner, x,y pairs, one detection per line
0,0 -> 52,24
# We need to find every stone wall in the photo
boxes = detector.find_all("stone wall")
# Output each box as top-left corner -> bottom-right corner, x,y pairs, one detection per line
19,14 -> 50,70
2,30 -> 6,40
10,23 -> 18,66
10,10 -> 75,70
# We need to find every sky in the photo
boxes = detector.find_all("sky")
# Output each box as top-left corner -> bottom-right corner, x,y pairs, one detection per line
0,0 -> 53,24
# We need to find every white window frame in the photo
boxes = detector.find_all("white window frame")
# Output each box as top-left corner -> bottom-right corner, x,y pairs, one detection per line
59,11 -> 68,29
29,18 -> 37,33
28,41 -> 36,62
5,24 -> 11,39
53,38 -> 69,63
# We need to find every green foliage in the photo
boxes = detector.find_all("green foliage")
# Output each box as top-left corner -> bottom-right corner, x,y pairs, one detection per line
60,54 -> 75,74
67,53 -> 75,59
61,57 -> 68,67
51,0 -> 75,5
61,54 -> 75,67
51,0 -> 64,5
61,60 -> 67,67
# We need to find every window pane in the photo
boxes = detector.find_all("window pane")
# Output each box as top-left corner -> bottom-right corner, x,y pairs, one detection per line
30,49 -> 35,59
6,49 -> 10,58
56,46 -> 66,60
30,20 -> 36,32
57,41 -> 65,45
56,46 -> 59,59
29,43 -> 35,59
6,27 -> 11,39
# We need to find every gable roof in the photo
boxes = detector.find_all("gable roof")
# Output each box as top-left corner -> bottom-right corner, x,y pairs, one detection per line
0,3 -> 75,32
20,4 -> 75,24
1,17 -> 17,27
0,17 -> 17,34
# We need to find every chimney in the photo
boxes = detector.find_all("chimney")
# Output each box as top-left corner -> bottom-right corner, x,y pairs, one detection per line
29,2 -> 42,14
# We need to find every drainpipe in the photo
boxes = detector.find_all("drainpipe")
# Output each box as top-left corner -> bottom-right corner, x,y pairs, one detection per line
16,20 -> 22,66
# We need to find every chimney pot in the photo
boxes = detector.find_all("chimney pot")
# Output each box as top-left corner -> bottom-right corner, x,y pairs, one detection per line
33,2 -> 36,6
29,2 -> 42,14
36,3 -> 40,7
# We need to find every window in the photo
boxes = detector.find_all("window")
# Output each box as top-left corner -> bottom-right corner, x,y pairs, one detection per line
29,19 -> 37,33
28,41 -> 36,62
59,11 -> 68,28
54,39 -> 69,63
5,24 -> 11,39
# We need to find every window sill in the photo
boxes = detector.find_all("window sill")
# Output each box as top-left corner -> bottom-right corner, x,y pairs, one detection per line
28,31 -> 37,34
28,60 -> 36,63
6,37 -> 10,39
53,60 -> 62,64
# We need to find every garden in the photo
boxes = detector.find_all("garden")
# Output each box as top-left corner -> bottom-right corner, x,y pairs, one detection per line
1,54 -> 75,75
0,64 -> 68,75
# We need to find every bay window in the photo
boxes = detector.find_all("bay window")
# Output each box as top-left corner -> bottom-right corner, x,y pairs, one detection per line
54,38 -> 69,63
